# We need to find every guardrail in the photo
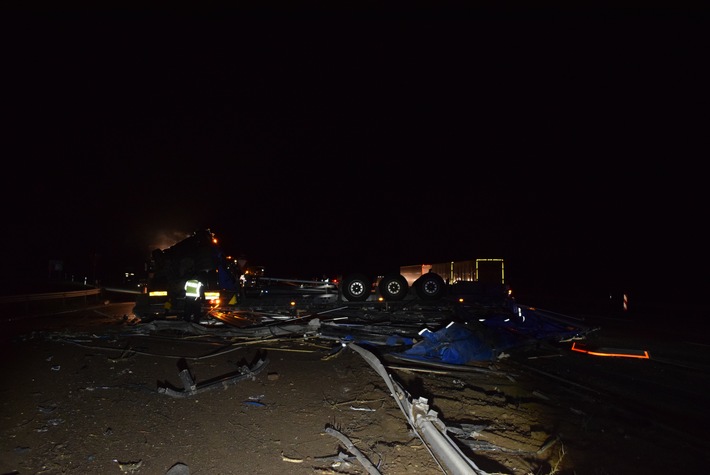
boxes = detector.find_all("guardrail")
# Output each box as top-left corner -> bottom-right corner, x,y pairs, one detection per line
0,288 -> 102,304
0,288 -> 103,317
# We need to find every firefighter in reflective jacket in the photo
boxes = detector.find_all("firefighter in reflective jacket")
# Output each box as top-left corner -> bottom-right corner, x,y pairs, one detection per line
184,279 -> 203,322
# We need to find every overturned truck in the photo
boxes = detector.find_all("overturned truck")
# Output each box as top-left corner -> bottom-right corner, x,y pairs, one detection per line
132,229 -> 512,322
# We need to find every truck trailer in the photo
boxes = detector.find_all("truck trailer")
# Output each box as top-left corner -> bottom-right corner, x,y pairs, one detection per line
400,258 -> 506,286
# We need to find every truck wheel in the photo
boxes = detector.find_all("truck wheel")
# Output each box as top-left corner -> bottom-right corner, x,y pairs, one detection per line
341,273 -> 372,302
414,272 -> 446,300
378,273 -> 409,301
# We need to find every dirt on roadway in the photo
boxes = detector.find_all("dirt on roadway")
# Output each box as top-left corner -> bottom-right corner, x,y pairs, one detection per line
1,301 -> 709,475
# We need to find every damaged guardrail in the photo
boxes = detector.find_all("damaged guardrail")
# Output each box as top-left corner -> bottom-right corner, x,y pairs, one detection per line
348,343 -> 489,475
158,357 -> 270,398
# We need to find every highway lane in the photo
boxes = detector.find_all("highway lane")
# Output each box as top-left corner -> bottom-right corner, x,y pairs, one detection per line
504,310 -> 710,460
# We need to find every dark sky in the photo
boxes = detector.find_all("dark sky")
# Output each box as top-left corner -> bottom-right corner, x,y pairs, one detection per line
1,6 -> 707,302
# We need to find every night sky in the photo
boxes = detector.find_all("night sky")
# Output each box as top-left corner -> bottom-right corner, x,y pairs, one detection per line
1,6 -> 706,305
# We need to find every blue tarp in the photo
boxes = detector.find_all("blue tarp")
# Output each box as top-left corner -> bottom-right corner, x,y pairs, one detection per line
401,322 -> 502,363
399,305 -> 589,364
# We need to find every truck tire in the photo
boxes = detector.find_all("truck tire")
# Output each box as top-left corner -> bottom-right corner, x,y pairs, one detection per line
414,272 -> 446,300
341,273 -> 372,302
378,273 -> 409,301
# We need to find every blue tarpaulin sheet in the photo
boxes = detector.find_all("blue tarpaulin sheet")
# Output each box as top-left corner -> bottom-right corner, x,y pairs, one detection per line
399,305 -> 588,364
401,322 -> 501,363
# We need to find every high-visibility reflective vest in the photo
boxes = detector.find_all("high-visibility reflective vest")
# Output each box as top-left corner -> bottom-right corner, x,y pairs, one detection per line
185,279 -> 203,299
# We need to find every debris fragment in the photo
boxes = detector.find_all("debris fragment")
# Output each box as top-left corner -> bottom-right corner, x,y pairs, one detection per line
281,452 -> 304,463
532,390 -> 551,400
166,462 -> 189,475
244,401 -> 266,407
325,425 -> 381,475
114,459 -> 143,473
537,436 -> 560,454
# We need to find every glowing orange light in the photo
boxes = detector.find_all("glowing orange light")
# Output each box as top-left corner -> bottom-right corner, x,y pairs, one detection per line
571,342 -> 650,359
